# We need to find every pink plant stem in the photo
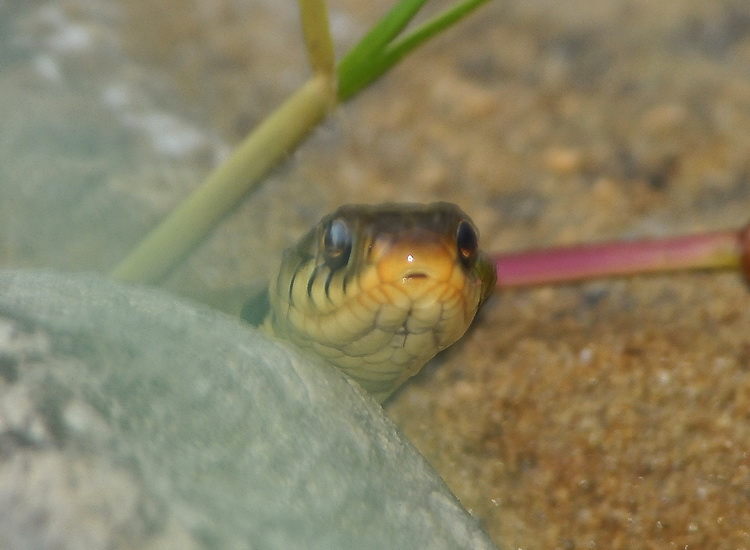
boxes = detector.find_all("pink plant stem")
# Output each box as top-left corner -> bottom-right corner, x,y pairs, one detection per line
493,228 -> 744,289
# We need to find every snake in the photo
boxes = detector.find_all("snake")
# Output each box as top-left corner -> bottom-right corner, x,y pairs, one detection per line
242,202 -> 496,403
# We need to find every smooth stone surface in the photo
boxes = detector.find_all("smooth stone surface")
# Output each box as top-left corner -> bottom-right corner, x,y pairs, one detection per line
0,270 -> 498,550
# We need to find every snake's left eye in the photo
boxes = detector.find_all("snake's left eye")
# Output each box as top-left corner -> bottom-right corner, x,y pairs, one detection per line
456,220 -> 478,266
323,218 -> 353,267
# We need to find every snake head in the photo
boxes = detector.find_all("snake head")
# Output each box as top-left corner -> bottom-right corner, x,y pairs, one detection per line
265,202 -> 495,403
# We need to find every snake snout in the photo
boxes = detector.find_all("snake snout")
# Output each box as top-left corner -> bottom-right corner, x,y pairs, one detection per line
377,240 -> 455,286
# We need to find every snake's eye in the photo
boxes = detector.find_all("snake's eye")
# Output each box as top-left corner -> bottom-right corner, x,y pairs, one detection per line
323,218 -> 353,268
456,220 -> 478,267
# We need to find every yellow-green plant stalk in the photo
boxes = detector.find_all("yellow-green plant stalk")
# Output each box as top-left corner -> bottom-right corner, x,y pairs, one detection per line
299,0 -> 336,77
110,75 -> 334,283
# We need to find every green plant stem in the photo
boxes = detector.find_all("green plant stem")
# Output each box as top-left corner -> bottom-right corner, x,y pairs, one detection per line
111,75 -> 333,283
338,0 -> 428,82
384,0 -> 491,72
337,0 -> 491,100
299,0 -> 335,76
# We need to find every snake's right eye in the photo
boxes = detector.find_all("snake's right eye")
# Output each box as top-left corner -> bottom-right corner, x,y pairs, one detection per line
456,219 -> 479,267
323,218 -> 353,267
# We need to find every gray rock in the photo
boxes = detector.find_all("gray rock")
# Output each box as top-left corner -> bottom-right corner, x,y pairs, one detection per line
0,270 -> 498,550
